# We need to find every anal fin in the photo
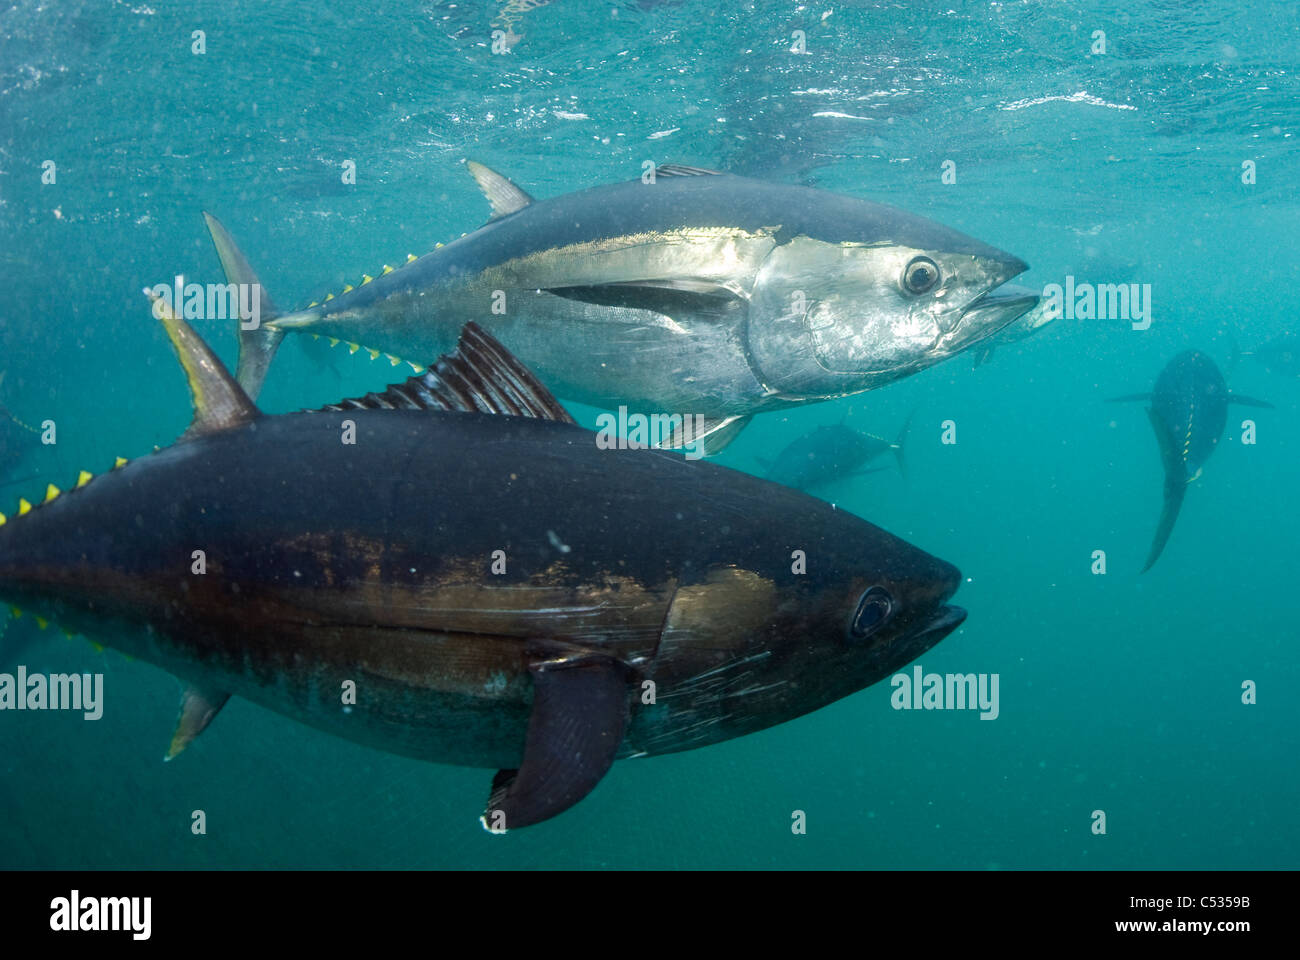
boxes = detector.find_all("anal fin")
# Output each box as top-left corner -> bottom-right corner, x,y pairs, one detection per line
481,654 -> 629,832
165,684 -> 232,761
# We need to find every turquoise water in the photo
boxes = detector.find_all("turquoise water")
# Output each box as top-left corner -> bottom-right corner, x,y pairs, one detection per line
1,0 -> 1297,869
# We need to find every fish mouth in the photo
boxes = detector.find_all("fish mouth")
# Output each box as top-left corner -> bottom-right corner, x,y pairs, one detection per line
916,603 -> 967,641
957,283 -> 1040,337
874,603 -> 967,674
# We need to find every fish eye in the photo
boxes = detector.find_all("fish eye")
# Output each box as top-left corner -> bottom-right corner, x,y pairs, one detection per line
901,257 -> 941,295
849,586 -> 894,639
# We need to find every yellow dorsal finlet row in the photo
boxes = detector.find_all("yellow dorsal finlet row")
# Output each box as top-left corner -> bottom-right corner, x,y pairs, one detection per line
0,458 -> 129,527
305,252 -> 422,309
2,459 -> 136,652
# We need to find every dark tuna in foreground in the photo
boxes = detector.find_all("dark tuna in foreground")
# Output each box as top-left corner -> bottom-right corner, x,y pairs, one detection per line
0,305 -> 966,830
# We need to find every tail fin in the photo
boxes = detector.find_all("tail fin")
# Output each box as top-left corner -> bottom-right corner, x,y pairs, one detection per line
891,408 -> 915,478
1143,475 -> 1187,573
202,213 -> 284,399
1142,407 -> 1186,573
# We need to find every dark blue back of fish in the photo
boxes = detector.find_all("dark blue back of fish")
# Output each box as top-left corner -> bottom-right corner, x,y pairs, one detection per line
1150,350 -> 1228,480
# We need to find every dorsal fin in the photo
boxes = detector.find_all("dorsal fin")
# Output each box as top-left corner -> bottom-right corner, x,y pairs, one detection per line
143,288 -> 260,440
654,163 -> 725,178
317,322 -> 576,423
465,161 -> 535,219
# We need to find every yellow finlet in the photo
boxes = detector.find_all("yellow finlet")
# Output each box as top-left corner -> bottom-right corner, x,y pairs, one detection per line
367,348 -> 380,361
362,274 -> 374,285
114,456 -> 128,468
387,354 -> 401,367
382,264 -> 394,275
35,616 -> 48,630
435,242 -> 444,249
311,333 -> 320,340
325,293 -> 334,301
0,513 -> 6,526
9,606 -> 21,619
347,342 -> 360,355
76,471 -> 92,489
406,253 -> 417,262
342,284 -> 354,293
90,640 -> 104,653
308,301 -> 319,308
408,362 -> 425,373
44,484 -> 60,503
328,337 -> 340,347
18,498 -> 32,516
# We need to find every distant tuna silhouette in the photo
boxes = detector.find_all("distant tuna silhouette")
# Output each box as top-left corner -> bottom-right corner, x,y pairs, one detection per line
1110,350 -> 1271,571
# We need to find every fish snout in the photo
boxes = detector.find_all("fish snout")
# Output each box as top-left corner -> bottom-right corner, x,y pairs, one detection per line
888,553 -> 963,639
996,253 -> 1030,285
911,550 -> 964,628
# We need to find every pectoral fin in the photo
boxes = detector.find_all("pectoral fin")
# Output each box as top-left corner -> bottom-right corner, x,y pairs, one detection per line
658,414 -> 751,456
481,654 -> 629,832
1228,393 -> 1273,409
165,684 -> 231,761
849,466 -> 892,480
547,281 -> 746,320
653,164 -> 725,177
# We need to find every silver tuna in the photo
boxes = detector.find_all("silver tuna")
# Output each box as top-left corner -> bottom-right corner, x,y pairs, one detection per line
207,162 -> 1039,452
